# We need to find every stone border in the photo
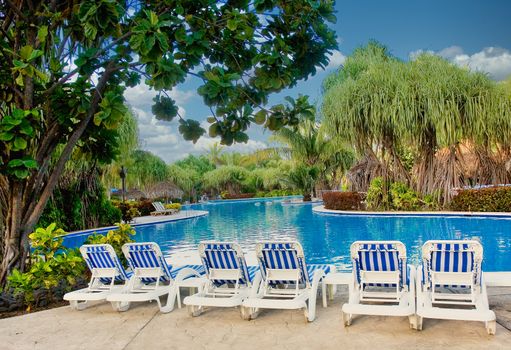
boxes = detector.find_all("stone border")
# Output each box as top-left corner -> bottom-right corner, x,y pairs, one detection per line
62,210 -> 208,238
312,205 -> 511,218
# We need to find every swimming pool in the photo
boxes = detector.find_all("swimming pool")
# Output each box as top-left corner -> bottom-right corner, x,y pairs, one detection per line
63,197 -> 511,271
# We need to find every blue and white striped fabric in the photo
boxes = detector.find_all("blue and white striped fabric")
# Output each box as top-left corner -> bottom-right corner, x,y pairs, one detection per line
258,242 -> 330,285
81,244 -> 131,284
124,243 -> 173,283
124,243 -> 205,284
353,242 -> 407,288
201,242 -> 256,286
424,242 -> 479,288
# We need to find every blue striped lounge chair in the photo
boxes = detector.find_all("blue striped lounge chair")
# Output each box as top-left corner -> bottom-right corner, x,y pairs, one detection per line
241,241 -> 332,322
416,240 -> 496,334
106,242 -> 206,313
342,241 -> 416,328
64,244 -> 131,310
183,241 -> 260,318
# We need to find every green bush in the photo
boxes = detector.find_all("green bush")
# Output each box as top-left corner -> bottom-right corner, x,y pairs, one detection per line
366,177 -> 390,210
323,192 -> 363,210
8,224 -> 86,310
115,202 -> 140,222
389,182 -> 421,211
366,177 -> 428,211
84,223 -> 136,267
39,185 -> 121,232
450,187 -> 511,212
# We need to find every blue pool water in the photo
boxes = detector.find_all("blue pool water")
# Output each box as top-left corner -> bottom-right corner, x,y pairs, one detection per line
63,197 -> 511,271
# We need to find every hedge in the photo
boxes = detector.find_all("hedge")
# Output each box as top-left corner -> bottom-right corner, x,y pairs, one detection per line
323,192 -> 363,210
450,187 -> 511,212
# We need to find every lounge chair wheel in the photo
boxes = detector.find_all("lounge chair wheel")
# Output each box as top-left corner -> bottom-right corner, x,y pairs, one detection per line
486,320 -> 496,335
187,304 -> 202,317
342,311 -> 352,327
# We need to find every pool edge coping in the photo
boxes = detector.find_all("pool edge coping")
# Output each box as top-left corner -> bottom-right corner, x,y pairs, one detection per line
312,205 -> 511,218
62,210 -> 209,238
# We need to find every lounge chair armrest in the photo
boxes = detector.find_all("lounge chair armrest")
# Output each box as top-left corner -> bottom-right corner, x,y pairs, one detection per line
249,271 -> 263,298
174,267 -> 202,282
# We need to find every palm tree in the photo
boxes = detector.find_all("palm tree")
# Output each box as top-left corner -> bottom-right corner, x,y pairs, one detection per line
322,42 -> 511,203
272,116 -> 355,193
286,165 -> 319,201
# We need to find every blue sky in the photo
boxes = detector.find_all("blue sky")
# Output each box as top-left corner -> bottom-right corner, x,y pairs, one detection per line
125,0 -> 511,163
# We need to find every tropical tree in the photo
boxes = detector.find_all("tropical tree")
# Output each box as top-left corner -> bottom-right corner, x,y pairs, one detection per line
167,163 -> 200,202
272,96 -> 355,190
286,164 -> 319,201
322,42 -> 511,203
202,165 -> 250,195
127,150 -> 169,192
0,0 -> 337,284
101,108 -> 140,194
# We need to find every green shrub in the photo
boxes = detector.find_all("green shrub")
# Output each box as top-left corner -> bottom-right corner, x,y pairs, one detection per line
389,182 -> 421,211
366,177 -> 390,210
135,199 -> 155,216
115,202 -> 140,222
164,203 -> 182,210
366,178 -> 425,211
450,187 -> 511,212
84,223 -> 136,267
323,192 -> 363,210
8,223 -> 86,310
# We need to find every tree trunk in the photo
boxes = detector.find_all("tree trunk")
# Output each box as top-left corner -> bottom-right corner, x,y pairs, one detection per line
0,182 -> 27,285
0,67 -> 115,287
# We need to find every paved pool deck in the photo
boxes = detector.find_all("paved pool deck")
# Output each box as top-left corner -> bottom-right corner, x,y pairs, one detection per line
1,287 -> 510,350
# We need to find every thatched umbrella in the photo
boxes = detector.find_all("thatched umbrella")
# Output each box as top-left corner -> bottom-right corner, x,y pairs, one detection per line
113,189 -> 147,200
145,181 -> 183,201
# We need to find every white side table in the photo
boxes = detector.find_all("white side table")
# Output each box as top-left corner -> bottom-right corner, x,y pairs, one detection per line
322,272 -> 352,307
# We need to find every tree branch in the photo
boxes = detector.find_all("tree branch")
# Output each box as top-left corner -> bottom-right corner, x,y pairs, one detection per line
24,63 -> 116,230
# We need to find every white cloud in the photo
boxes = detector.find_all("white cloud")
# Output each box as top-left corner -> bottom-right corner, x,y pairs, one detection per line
324,50 -> 346,70
410,46 -> 511,81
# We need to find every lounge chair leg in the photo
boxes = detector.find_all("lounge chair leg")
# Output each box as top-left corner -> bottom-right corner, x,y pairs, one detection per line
69,300 -> 88,311
187,304 -> 202,317
304,307 -> 311,323
111,301 -> 130,312
486,320 -> 496,335
409,315 -> 418,330
242,307 -> 259,320
416,316 -> 423,331
342,311 -> 352,327
240,306 -> 251,320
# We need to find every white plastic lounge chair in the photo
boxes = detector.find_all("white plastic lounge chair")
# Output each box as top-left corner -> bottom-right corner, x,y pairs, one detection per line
183,241 -> 261,317
341,241 -> 416,328
416,240 -> 496,334
64,244 -> 131,310
242,241 -> 331,322
150,202 -> 176,216
106,242 -> 205,313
